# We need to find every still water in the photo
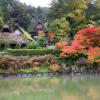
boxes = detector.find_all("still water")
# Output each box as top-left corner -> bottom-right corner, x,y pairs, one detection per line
0,75 -> 100,100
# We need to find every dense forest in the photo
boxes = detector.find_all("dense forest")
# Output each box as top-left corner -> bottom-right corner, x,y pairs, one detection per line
0,0 -> 49,29
0,0 -> 100,36
48,0 -> 100,38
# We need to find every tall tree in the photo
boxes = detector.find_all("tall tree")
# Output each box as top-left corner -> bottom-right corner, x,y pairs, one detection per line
85,0 -> 100,25
49,0 -> 88,22
48,0 -> 89,38
0,0 -> 16,22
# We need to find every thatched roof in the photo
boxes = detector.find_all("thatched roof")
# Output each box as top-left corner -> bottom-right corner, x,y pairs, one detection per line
0,32 -> 29,44
13,25 -> 34,41
0,24 -> 34,45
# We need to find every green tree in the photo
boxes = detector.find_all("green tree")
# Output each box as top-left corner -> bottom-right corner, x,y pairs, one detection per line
0,16 -> 4,29
48,17 -> 70,35
0,0 -> 16,22
48,0 -> 89,38
85,0 -> 100,25
49,0 -> 88,21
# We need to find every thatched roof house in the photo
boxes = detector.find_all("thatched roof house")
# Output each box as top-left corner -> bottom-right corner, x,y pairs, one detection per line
28,21 -> 48,39
0,25 -> 33,49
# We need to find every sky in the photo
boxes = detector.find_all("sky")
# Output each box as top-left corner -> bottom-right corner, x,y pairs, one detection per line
20,0 -> 52,7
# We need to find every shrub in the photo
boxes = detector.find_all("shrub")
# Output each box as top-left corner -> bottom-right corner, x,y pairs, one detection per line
15,43 -> 21,49
32,67 -> 39,73
60,41 -> 84,58
49,64 -> 60,72
74,26 -> 100,47
6,48 -> 61,56
55,40 -> 67,49
37,37 -> 48,47
60,26 -> 100,59
87,47 -> 100,63
56,26 -> 100,70
0,54 -> 54,70
27,41 -> 39,49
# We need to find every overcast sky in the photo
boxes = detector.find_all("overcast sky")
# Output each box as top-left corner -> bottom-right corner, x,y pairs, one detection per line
20,0 -> 52,7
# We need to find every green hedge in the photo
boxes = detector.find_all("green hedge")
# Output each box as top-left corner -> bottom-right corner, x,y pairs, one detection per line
6,48 -> 61,56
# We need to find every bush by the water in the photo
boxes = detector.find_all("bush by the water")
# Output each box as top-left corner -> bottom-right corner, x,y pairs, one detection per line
27,41 -> 39,49
0,54 -> 52,70
55,26 -> 100,71
37,37 -> 48,47
0,54 -> 63,74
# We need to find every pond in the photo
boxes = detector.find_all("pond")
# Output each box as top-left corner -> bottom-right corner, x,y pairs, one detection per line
0,75 -> 100,100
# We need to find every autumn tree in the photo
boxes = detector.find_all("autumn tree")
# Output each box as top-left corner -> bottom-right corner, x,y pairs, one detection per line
48,0 -> 89,38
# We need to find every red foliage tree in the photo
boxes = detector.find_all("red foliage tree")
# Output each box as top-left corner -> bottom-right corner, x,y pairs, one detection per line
58,26 -> 100,64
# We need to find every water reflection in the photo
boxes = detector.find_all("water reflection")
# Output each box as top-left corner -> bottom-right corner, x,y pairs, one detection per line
0,76 -> 100,100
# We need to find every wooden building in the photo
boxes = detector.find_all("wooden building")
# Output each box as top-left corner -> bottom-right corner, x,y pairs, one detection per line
28,21 -> 48,39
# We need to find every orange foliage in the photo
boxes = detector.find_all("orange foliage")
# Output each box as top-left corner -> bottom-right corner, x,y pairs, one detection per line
61,41 -> 84,57
87,47 -> 100,63
49,32 -> 55,40
74,26 -> 100,47
57,26 -> 100,64
55,40 -> 67,49
76,26 -> 100,35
